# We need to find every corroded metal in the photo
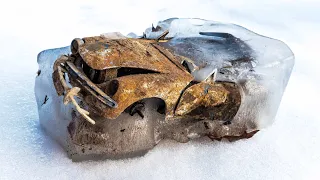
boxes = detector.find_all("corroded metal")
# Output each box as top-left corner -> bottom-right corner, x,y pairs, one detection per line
77,37 -> 186,74
48,34 -> 250,160
175,82 -> 228,116
52,35 -> 242,122
65,61 -> 117,108
184,82 -> 242,121
36,18 -> 295,161
102,73 -> 192,119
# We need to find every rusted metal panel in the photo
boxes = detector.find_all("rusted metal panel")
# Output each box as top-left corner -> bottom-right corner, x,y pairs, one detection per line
52,35 -> 241,124
175,82 -> 229,117
52,69 -> 65,96
185,82 -> 242,121
65,61 -> 117,108
98,73 -> 193,119
78,37 -> 185,74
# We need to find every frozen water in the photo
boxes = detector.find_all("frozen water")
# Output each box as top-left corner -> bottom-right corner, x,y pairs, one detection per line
146,18 -> 294,128
0,0 -> 320,179
35,19 -> 294,160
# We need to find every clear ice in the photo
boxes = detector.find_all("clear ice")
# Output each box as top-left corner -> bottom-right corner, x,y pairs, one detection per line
145,18 -> 294,129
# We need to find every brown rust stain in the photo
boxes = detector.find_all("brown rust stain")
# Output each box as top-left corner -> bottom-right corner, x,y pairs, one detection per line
175,82 -> 229,116
186,82 -> 241,121
208,130 -> 259,142
151,43 -> 187,71
52,69 -> 64,96
78,36 -> 185,74
98,73 -> 193,119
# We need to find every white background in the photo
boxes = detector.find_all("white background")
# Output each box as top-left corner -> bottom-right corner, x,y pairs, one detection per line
0,0 -> 319,179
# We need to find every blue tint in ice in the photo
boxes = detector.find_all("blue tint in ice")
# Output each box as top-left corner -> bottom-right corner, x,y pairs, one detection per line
146,18 -> 294,129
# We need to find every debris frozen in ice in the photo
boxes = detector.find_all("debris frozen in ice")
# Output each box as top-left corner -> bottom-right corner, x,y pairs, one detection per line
35,18 -> 294,161
145,18 -> 295,128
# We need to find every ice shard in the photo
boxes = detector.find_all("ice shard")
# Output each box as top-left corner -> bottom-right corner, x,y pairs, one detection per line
35,18 -> 294,161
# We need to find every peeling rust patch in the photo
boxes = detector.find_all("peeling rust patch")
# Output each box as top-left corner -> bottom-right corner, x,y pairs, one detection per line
175,82 -> 229,117
101,73 -> 192,119
187,82 -> 241,121
77,36 -> 186,74
209,130 -> 259,142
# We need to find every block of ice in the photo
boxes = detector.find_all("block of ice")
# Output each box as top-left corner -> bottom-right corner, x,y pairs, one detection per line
35,18 -> 294,161
145,18 -> 294,129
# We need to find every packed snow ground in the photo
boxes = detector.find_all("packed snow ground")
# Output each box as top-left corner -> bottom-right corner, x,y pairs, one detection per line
0,0 -> 319,179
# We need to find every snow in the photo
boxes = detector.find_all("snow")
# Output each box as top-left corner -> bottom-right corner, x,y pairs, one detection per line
0,0 -> 319,179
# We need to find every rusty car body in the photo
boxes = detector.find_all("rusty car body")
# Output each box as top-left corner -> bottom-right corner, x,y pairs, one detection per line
53,34 -> 241,125
35,18 -> 294,161
44,29 -> 264,161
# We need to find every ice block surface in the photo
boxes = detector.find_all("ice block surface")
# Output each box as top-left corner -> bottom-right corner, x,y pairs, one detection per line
35,18 -> 294,160
145,18 -> 294,128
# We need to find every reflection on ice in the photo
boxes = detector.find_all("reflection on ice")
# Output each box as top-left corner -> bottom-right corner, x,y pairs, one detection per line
145,18 -> 294,128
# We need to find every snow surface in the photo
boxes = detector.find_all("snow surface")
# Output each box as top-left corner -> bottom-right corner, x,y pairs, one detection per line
0,0 -> 319,179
